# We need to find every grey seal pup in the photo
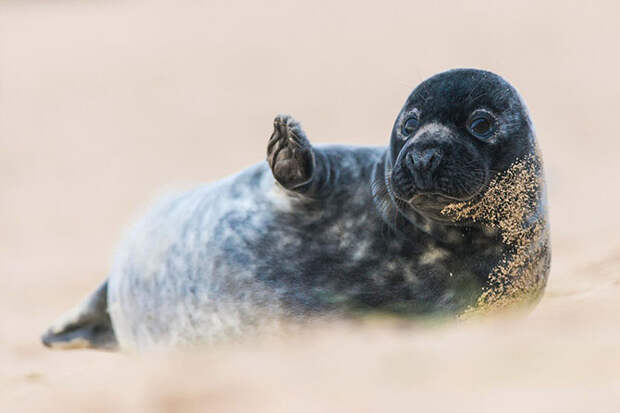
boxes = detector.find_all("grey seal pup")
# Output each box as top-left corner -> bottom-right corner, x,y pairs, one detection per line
42,68 -> 550,351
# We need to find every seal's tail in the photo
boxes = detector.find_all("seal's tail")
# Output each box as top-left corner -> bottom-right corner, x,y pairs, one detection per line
41,280 -> 118,351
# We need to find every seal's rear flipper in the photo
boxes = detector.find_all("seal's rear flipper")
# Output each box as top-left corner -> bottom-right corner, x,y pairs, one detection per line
41,280 -> 118,351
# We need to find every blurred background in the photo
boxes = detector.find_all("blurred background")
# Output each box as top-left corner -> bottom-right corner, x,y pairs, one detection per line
1,0 -> 619,411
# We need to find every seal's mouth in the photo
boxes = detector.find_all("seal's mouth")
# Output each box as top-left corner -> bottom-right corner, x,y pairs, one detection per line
388,168 -> 481,203
386,166 -> 486,222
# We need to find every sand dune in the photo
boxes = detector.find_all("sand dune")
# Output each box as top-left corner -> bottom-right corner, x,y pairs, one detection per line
1,1 -> 620,411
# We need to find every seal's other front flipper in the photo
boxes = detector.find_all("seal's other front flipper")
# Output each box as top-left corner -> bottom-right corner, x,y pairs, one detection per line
41,280 -> 118,351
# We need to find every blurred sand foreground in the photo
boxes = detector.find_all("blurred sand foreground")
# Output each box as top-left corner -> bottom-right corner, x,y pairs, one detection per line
1,1 -> 620,412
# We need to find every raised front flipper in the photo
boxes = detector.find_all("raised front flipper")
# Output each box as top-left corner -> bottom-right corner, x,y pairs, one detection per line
267,114 -> 334,198
41,280 -> 117,350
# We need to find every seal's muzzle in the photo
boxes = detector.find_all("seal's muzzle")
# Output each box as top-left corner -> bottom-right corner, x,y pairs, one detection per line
391,123 -> 456,201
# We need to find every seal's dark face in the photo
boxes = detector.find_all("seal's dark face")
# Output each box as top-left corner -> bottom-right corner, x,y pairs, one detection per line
388,69 -> 535,222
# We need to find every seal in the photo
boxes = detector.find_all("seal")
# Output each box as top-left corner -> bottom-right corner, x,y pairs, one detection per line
41,68 -> 550,351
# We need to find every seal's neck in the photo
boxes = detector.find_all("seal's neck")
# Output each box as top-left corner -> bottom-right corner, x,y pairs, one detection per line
370,152 -> 491,247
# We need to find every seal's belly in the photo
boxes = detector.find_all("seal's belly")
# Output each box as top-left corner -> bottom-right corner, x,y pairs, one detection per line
106,164 -> 286,349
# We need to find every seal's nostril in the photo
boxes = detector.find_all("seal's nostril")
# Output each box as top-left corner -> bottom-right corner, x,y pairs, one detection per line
417,148 -> 442,172
404,152 -> 416,176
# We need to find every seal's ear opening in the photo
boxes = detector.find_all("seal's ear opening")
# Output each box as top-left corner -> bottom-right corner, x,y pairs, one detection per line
41,280 -> 118,351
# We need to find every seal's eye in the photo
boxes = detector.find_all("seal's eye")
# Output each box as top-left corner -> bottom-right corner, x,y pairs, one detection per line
402,116 -> 419,136
467,113 -> 496,141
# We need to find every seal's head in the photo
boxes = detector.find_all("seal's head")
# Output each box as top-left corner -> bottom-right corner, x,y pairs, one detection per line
388,68 -> 536,224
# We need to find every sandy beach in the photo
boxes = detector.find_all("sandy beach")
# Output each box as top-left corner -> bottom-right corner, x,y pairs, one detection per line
2,1 -> 620,411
